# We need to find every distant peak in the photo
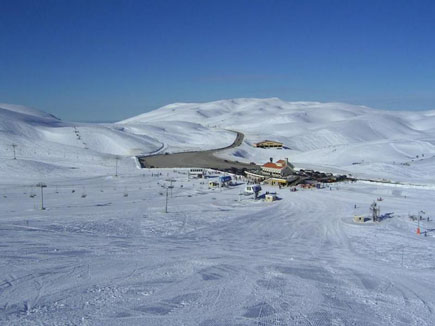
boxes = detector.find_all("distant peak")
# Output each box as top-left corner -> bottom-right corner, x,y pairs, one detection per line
0,103 -> 60,121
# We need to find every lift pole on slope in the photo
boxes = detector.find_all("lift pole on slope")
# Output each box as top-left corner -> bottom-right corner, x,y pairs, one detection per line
161,180 -> 175,214
166,179 -> 176,197
165,187 -> 168,213
36,182 -> 47,210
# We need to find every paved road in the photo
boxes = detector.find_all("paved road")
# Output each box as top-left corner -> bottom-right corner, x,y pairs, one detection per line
137,130 -> 257,170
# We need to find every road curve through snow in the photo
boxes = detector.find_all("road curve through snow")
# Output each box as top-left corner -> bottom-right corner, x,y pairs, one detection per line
137,130 -> 257,170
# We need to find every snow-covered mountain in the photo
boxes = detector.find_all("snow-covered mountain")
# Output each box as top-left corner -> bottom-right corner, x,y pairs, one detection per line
0,102 -> 233,182
123,98 -> 432,151
0,102 -> 161,156
2,98 -> 435,183
122,98 -> 435,182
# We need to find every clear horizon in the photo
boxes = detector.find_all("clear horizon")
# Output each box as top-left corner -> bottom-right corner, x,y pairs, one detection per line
1,0 -> 435,121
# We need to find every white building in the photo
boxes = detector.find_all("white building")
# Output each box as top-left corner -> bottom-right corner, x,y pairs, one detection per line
260,158 -> 294,178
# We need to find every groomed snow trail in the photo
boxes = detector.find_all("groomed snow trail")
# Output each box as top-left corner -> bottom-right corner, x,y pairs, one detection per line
1,171 -> 434,325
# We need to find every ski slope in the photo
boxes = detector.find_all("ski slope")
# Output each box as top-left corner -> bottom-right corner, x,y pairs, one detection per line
0,103 -> 234,183
0,171 -> 434,325
1,99 -> 435,325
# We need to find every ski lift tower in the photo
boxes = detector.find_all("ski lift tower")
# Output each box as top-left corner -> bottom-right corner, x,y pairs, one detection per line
369,201 -> 380,222
36,182 -> 47,210
165,178 -> 176,197
162,179 -> 175,213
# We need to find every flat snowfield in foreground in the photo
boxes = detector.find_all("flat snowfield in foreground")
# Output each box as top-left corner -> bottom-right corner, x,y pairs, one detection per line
1,169 -> 434,325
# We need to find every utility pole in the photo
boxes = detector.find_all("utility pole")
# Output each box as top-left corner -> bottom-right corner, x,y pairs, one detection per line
36,182 -> 47,210
165,187 -> 168,213
12,144 -> 17,160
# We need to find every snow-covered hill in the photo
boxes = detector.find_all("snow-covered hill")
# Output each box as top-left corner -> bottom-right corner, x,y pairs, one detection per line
2,98 -> 435,183
123,98 -> 430,151
0,103 -> 234,182
123,98 -> 435,183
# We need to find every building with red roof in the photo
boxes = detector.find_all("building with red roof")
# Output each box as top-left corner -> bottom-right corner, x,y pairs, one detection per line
261,158 -> 294,177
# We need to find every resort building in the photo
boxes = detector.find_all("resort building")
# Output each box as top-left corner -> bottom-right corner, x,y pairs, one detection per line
253,140 -> 283,148
260,158 -> 294,177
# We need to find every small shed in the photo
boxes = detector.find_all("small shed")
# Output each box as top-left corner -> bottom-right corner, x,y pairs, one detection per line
265,194 -> 277,202
353,215 -> 365,223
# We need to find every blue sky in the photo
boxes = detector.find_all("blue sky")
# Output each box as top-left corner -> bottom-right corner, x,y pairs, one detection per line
1,0 -> 435,121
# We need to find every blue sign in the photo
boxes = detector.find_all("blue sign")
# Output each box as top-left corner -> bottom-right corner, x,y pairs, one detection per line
219,176 -> 232,183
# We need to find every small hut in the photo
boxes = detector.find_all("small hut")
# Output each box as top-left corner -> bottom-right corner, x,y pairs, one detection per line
265,194 -> 277,202
353,215 -> 365,223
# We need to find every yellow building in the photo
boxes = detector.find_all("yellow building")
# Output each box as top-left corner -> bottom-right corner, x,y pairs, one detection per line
254,140 -> 283,148
266,178 -> 289,186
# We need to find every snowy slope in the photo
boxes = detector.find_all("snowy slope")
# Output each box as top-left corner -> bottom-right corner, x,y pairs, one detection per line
2,100 -> 435,325
0,102 -> 162,156
1,169 -> 435,325
124,98 -> 435,183
0,103 -> 234,182
3,98 -> 435,183
0,103 -> 160,182
123,98 -> 424,150
116,120 -> 235,154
